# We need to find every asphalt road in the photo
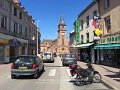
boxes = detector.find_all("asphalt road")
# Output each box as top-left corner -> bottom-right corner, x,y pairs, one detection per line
0,56 -> 110,90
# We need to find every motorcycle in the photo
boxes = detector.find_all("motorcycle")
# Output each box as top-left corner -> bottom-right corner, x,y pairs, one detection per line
69,62 -> 101,85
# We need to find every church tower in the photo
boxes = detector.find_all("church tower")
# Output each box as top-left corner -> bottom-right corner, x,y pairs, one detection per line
57,16 -> 69,54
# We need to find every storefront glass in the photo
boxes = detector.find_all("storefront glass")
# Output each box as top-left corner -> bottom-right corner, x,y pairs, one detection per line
100,49 -> 120,66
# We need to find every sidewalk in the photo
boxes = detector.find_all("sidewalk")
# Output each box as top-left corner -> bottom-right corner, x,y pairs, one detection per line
77,61 -> 120,90
0,63 -> 11,76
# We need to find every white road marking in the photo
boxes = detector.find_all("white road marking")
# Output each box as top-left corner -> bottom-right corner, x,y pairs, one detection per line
0,73 -> 10,78
67,69 -> 71,76
48,69 -> 56,76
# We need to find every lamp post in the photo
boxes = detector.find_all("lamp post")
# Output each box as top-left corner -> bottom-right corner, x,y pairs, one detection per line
37,20 -> 40,56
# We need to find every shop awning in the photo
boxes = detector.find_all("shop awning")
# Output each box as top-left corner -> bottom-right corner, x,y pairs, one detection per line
95,44 -> 120,49
75,43 -> 94,48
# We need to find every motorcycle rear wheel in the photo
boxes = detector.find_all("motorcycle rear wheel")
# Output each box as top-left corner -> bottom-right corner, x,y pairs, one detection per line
93,73 -> 101,83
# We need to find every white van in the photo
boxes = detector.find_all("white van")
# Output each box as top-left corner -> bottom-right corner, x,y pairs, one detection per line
42,52 -> 54,62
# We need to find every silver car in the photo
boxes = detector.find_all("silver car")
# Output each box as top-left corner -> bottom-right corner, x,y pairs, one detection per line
42,52 -> 54,62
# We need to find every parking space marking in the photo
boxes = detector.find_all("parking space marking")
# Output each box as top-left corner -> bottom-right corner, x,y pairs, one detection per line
48,69 -> 56,76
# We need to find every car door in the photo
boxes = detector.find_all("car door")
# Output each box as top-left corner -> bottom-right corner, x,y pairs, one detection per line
35,57 -> 40,71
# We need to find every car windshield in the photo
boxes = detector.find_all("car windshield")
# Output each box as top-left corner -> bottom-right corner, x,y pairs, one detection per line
15,56 -> 35,63
65,58 -> 76,62
65,54 -> 70,58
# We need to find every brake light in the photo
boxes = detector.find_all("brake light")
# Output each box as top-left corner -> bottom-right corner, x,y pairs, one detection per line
33,64 -> 37,69
11,64 -> 14,69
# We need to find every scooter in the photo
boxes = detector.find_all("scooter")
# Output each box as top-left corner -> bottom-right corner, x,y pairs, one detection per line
69,62 -> 101,86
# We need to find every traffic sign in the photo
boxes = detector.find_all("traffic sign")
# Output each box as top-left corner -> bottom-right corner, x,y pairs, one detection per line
95,28 -> 102,36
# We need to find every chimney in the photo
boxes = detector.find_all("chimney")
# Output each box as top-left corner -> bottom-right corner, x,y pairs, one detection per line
13,0 -> 19,3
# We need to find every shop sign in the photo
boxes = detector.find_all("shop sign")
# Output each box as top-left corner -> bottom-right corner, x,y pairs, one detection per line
95,28 -> 102,36
75,18 -> 80,43
94,36 -> 100,40
99,34 -> 120,44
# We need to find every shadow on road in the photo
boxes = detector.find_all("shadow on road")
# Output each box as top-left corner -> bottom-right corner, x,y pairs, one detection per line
14,70 -> 45,80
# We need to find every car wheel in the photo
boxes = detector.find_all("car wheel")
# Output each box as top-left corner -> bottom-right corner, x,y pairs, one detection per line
33,72 -> 38,79
11,74 -> 16,79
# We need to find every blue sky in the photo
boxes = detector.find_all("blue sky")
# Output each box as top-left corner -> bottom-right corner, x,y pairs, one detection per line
19,0 -> 93,40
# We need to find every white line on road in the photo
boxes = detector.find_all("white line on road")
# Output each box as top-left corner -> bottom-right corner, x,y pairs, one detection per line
67,69 -> 71,76
48,69 -> 56,76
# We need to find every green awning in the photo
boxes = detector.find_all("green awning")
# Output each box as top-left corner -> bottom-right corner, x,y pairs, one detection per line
75,43 -> 93,48
95,44 -> 120,49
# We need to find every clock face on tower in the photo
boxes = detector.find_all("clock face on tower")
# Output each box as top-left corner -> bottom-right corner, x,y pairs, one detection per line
61,32 -> 65,35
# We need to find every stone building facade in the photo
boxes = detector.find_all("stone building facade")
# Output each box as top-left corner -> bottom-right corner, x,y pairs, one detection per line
95,0 -> 120,66
0,0 -> 39,63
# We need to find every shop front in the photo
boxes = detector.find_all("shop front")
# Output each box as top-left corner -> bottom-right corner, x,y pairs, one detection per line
76,43 -> 94,62
95,34 -> 120,66
9,38 -> 28,62
0,39 -> 9,63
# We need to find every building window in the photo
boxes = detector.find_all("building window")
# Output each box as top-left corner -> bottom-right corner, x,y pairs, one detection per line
93,10 -> 97,17
86,33 -> 89,43
14,7 -> 17,16
19,12 -> 22,19
1,15 -> 7,29
81,20 -> 83,30
19,25 -> 22,34
62,38 -> 64,45
14,22 -> 17,32
86,16 -> 89,27
2,0 -> 6,9
62,48 -> 64,51
104,0 -> 110,9
81,35 -> 83,44
105,16 -> 111,34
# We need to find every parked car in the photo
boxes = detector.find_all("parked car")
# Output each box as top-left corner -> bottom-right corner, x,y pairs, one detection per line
42,52 -> 54,62
62,53 -> 75,60
62,57 -> 77,66
62,53 -> 77,66
11,55 -> 44,79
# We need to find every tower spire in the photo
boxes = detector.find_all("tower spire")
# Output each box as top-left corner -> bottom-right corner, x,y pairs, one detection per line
59,16 -> 66,25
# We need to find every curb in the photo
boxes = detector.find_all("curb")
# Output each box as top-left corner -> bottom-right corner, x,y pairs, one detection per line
101,79 -> 118,90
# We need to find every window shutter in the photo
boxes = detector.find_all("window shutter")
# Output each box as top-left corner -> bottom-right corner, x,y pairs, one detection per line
0,15 -> 1,27
7,18 -> 9,30
12,5 -> 14,15
11,20 -> 14,32
17,10 -> 19,18
18,24 -> 19,33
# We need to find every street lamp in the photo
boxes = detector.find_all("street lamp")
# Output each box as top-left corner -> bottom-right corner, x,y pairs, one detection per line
37,20 -> 40,56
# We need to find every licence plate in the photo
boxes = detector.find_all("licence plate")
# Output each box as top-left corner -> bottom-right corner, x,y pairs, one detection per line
19,67 -> 27,70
